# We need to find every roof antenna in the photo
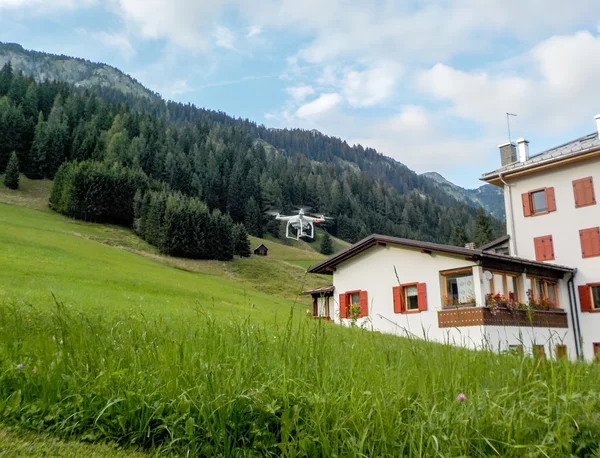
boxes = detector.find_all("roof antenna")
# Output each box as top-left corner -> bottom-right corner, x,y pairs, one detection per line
506,112 -> 517,144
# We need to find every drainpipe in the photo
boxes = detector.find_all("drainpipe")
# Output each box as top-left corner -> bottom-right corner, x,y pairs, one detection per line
499,172 -> 517,256
567,272 -> 583,360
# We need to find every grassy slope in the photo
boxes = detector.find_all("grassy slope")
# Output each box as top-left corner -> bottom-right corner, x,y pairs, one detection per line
3,179 -> 600,456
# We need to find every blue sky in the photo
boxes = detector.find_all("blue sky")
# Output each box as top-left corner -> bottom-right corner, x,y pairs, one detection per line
1,0 -> 600,188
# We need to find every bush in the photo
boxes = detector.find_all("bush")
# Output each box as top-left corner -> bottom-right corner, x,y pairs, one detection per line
50,160 -> 149,226
3,151 -> 19,190
320,231 -> 334,255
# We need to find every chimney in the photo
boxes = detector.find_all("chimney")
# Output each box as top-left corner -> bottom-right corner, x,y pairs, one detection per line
498,142 -> 517,166
464,242 -> 476,250
595,114 -> 600,136
516,138 -> 529,162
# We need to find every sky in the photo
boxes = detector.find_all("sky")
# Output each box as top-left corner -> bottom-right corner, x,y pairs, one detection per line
1,1 -> 600,188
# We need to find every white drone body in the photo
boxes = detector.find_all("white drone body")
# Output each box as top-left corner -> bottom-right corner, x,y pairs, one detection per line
274,208 -> 329,240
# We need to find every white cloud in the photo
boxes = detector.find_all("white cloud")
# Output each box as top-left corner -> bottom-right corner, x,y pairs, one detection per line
0,0 -> 94,8
246,25 -> 261,38
418,31 -> 600,134
285,85 -> 314,102
295,93 -> 342,118
214,25 -> 236,51
92,31 -> 135,60
342,61 -> 402,107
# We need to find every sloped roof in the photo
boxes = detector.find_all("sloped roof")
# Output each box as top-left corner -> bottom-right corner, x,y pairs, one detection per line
481,132 -> 600,182
307,234 -> 574,276
479,234 -> 510,251
301,285 -> 334,295
253,244 -> 268,250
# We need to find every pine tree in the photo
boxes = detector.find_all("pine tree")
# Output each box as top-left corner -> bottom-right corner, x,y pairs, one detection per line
474,209 -> 494,247
3,151 -> 19,189
320,230 -> 334,255
233,223 -> 251,257
28,112 -> 47,178
450,223 -> 468,247
244,196 -> 262,237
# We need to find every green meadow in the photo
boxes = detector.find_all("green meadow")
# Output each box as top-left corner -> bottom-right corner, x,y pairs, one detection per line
1,179 -> 600,457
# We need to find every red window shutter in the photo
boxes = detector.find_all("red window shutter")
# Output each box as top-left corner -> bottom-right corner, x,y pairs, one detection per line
545,235 -> 555,260
573,177 -> 596,208
359,291 -> 368,317
534,235 -> 554,261
339,293 -> 347,319
545,187 -> 556,212
393,286 -> 403,313
579,285 -> 592,312
580,227 -> 600,258
522,192 -> 532,217
417,283 -> 428,311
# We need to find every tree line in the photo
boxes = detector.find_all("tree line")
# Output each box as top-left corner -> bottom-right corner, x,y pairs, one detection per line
0,61 -> 502,248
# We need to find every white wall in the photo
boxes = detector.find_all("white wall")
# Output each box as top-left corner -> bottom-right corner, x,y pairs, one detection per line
505,158 -> 600,359
331,244 -> 574,356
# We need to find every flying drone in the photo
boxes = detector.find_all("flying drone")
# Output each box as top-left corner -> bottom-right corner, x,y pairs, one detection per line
271,208 -> 332,240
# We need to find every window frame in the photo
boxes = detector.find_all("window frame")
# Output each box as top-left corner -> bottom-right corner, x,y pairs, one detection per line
530,188 -> 548,214
509,344 -> 524,356
555,344 -> 567,360
489,271 -> 521,302
593,343 -> 600,362
440,267 -> 476,307
589,283 -> 600,310
527,276 -> 560,308
401,282 -> 421,313
534,345 -> 546,359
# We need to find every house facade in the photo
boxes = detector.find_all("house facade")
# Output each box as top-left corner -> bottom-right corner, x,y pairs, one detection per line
307,115 -> 600,361
308,235 -> 574,359
481,116 -> 600,361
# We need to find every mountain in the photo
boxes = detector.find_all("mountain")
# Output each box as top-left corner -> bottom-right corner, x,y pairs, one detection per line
0,43 -> 504,246
421,172 -> 505,220
0,42 -> 157,101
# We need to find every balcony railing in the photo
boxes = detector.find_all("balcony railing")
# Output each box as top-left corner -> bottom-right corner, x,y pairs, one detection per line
438,306 -> 568,328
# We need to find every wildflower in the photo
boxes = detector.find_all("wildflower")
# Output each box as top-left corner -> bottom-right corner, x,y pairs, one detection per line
456,392 -> 467,402
306,309 -> 311,314
32,367 -> 38,375
596,413 -> 600,421
16,363 -> 23,370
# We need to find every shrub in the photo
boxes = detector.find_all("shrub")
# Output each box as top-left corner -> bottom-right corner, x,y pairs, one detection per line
3,151 -> 19,190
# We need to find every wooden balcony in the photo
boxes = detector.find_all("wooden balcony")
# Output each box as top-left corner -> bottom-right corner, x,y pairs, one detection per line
438,307 -> 568,328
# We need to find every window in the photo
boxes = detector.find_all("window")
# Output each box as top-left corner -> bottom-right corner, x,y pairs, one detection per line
593,343 -> 600,362
489,271 -> 520,302
555,345 -> 567,360
509,345 -> 523,355
527,277 -> 559,308
405,285 -> 419,311
533,235 -> 555,261
578,283 -> 600,312
393,283 -> 427,313
534,345 -> 546,359
441,269 -> 475,306
573,177 -> 596,208
579,227 -> 600,259
339,290 -> 368,318
522,188 -> 556,217
531,190 -> 547,213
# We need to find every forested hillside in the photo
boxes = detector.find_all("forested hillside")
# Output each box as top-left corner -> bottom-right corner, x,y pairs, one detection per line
0,54 -> 502,246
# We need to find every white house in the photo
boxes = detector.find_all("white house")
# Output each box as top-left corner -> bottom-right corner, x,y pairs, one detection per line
306,114 -> 600,361
307,235 -> 575,359
481,115 -> 600,361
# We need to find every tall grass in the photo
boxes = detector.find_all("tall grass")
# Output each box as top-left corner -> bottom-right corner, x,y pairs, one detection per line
1,299 -> 600,457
